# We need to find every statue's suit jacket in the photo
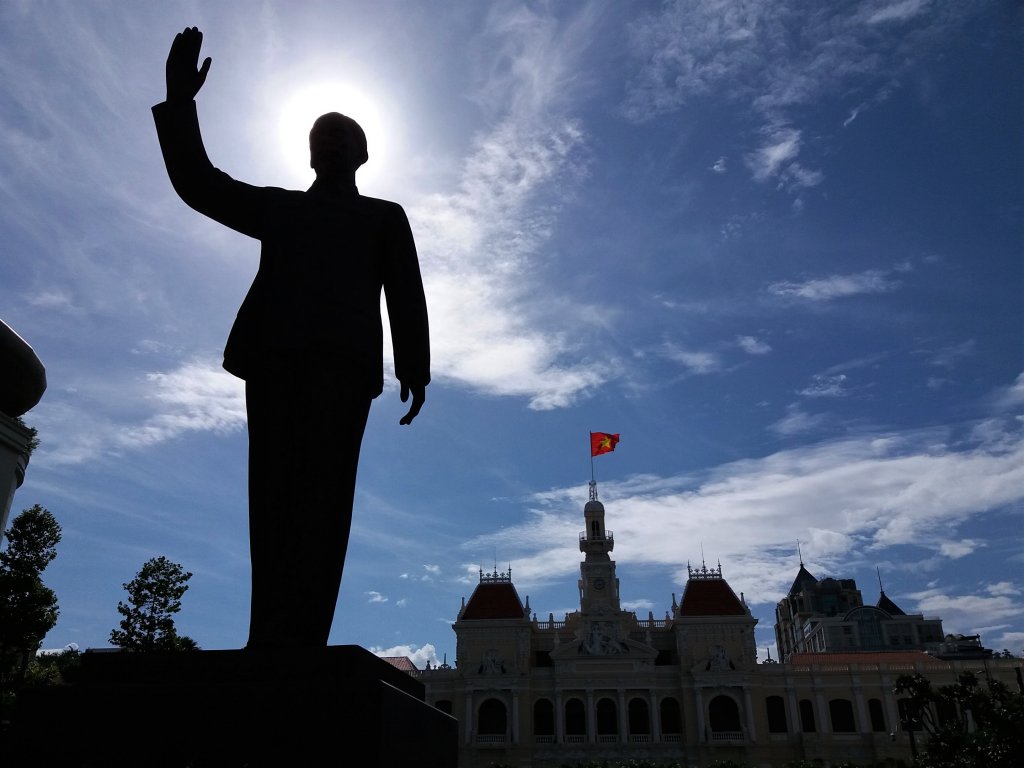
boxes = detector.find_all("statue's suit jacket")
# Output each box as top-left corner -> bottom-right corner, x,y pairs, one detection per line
152,100 -> 430,398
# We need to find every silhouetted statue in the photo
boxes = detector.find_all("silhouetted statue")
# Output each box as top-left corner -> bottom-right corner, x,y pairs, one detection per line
153,27 -> 430,648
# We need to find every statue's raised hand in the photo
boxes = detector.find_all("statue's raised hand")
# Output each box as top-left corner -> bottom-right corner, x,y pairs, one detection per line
166,27 -> 211,102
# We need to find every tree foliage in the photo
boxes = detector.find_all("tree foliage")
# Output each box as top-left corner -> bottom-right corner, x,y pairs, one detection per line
894,671 -> 1024,768
0,505 -> 61,686
13,416 -> 40,458
109,556 -> 198,651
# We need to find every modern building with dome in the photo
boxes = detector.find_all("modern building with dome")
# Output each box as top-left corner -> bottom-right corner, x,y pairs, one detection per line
418,482 -> 1021,768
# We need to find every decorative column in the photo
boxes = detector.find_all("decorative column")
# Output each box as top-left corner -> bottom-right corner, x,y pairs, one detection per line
649,691 -> 661,740
511,690 -> 520,745
618,689 -> 627,742
464,692 -> 474,744
556,691 -> 564,744
815,691 -> 829,733
743,688 -> 756,741
786,687 -> 800,736
694,688 -> 706,743
853,686 -> 868,733
586,689 -> 595,743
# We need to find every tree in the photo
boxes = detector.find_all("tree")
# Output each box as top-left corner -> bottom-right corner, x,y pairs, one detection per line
0,505 -> 61,688
893,671 -> 1024,768
109,556 -> 198,651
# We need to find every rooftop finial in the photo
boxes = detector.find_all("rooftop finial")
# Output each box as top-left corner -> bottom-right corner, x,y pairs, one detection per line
589,479 -> 598,501
877,566 -> 884,593
798,540 -> 804,566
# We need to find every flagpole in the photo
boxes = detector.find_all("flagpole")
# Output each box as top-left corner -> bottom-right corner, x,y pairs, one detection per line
589,431 -> 595,486
589,431 -> 599,501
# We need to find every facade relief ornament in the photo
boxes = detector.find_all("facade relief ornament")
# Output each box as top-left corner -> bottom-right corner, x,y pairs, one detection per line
579,620 -> 628,656
478,649 -> 508,674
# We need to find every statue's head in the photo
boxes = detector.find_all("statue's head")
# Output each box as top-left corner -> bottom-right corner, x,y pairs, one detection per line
309,112 -> 368,177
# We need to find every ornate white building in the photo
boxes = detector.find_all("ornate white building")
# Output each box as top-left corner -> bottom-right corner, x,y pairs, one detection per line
419,483 -> 1021,768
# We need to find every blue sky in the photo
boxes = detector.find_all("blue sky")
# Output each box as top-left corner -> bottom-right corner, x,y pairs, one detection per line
2,1 -> 1021,666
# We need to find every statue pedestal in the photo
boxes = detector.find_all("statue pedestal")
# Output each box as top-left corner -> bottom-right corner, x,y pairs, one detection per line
9,645 -> 457,767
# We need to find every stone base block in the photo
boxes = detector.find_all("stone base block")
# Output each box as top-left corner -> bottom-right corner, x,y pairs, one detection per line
8,645 -> 457,767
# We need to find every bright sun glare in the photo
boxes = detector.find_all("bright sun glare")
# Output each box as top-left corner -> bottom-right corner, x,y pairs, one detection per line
278,82 -> 387,187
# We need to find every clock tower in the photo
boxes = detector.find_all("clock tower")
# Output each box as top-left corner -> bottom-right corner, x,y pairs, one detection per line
578,481 -> 621,615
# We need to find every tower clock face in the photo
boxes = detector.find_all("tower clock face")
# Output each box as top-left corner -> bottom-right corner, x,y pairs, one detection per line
593,578 -> 606,590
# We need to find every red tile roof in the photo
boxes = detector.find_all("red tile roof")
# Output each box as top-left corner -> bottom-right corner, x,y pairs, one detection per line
380,656 -> 418,672
678,578 -> 747,616
461,582 -> 525,620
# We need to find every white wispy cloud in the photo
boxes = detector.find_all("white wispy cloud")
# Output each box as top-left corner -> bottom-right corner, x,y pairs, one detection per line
400,564 -> 442,583
119,361 -> 247,449
768,269 -> 899,300
937,539 -> 982,558
986,582 -> 1020,597
907,584 -> 1023,635
864,0 -> 931,25
737,335 -> 772,355
746,127 -> 802,182
770,403 -> 828,435
406,6 -> 607,411
366,591 -> 389,604
472,423 -> 1024,610
622,0 -> 974,191
26,290 -> 76,311
799,374 -> 849,398
927,339 -> 976,369
659,343 -> 722,375
370,642 -> 440,669
27,359 -> 246,466
991,370 -> 1024,409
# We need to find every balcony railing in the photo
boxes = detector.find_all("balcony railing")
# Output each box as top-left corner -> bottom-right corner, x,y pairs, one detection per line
710,731 -> 745,742
579,530 -> 614,542
475,734 -> 506,745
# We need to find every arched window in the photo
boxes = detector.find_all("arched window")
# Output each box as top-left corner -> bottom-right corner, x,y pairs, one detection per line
477,698 -> 507,735
868,698 -> 886,732
766,695 -> 787,733
660,697 -> 683,736
628,697 -> 651,735
565,697 -> 587,737
533,699 -> 555,736
434,699 -> 453,715
829,698 -> 856,733
708,695 -> 741,732
596,697 -> 618,736
799,699 -> 816,732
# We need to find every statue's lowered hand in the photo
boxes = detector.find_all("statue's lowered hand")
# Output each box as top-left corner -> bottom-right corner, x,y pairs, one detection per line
399,383 -> 425,425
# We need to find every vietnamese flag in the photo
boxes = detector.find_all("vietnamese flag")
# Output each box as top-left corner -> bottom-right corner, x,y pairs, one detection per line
590,432 -> 620,457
